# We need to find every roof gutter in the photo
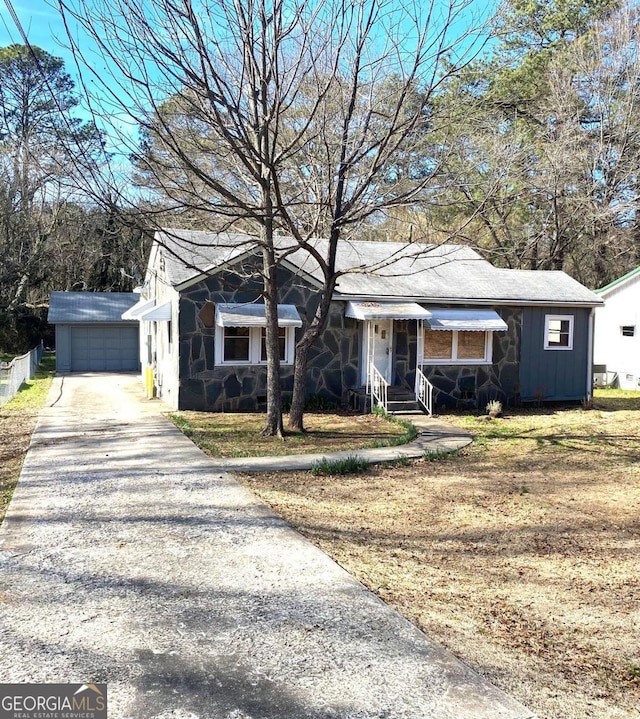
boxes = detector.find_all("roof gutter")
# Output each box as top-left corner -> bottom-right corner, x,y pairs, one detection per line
332,293 -> 603,308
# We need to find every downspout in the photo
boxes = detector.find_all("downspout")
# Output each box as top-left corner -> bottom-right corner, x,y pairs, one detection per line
586,308 -> 595,406
415,319 -> 423,396
365,321 -> 370,397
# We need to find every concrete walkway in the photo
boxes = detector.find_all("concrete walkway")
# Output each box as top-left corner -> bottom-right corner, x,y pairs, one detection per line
0,374 -> 535,719
202,412 -> 473,473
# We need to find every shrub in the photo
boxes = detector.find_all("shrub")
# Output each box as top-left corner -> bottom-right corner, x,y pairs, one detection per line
486,399 -> 503,418
310,455 -> 369,476
304,394 -> 338,411
423,448 -> 459,462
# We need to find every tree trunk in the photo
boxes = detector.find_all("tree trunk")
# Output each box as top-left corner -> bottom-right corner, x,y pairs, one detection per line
288,286 -> 335,432
260,231 -> 284,438
288,335 -> 313,433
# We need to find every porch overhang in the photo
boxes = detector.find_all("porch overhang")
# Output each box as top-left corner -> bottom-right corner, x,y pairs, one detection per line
215,303 -> 303,328
121,297 -> 155,320
345,301 -> 432,321
139,301 -> 172,322
425,309 -> 508,332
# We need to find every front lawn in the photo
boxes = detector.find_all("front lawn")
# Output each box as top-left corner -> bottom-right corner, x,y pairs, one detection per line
0,353 -> 55,523
240,390 -> 640,719
168,409 -> 414,458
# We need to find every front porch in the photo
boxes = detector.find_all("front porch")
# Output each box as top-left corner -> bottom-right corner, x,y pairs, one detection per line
344,301 -> 512,415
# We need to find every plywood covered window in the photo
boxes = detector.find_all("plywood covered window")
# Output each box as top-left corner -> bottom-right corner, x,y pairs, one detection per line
423,328 -> 492,364
457,331 -> 486,360
423,329 -> 453,359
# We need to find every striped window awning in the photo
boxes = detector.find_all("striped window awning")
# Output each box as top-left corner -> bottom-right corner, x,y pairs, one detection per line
425,309 -> 507,332
215,303 -> 302,328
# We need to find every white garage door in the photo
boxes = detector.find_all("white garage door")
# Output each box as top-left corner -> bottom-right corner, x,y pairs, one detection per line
70,325 -> 139,371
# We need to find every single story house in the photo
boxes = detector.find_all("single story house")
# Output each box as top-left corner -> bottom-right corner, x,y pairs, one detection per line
123,228 -> 602,413
48,291 -> 140,372
594,267 -> 640,390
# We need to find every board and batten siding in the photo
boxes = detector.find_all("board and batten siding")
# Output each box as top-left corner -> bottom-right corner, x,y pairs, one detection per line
519,307 -> 591,402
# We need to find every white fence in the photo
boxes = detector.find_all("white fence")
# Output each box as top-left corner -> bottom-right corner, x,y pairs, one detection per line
0,342 -> 44,406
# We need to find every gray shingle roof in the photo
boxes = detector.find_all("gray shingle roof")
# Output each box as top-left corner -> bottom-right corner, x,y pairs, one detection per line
153,229 -> 602,306
156,229 -> 259,287
48,292 -> 140,323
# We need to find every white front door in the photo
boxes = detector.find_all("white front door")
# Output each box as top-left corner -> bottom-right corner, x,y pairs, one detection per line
362,319 -> 394,385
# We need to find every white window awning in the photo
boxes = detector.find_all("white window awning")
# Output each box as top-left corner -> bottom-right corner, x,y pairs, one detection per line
345,301 -> 432,321
425,309 -> 508,332
139,301 -> 172,322
215,303 -> 302,328
121,297 -> 155,320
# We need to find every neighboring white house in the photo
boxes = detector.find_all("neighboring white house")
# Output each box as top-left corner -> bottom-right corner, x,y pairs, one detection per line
594,267 -> 640,390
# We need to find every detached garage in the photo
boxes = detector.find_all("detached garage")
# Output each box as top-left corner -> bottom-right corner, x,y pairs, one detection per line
48,292 -> 140,372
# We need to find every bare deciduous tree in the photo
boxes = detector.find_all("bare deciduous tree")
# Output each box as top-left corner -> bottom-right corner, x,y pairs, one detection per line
430,0 -> 640,288
58,0 -> 488,433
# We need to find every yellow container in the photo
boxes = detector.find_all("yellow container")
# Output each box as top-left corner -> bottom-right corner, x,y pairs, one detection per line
144,366 -> 155,398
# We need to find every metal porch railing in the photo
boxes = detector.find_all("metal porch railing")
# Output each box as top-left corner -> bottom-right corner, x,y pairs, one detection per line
368,362 -> 389,413
415,366 -> 433,415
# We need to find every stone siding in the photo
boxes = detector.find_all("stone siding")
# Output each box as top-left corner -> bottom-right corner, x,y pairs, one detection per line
176,253 -> 523,412
177,259 -> 360,411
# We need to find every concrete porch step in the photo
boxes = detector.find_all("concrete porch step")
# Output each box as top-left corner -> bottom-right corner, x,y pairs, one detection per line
387,399 -> 423,414
350,388 -> 426,414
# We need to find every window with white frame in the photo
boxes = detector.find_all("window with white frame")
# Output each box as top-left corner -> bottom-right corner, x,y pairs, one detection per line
422,328 -> 492,364
621,325 -> 635,337
216,325 -> 294,365
261,327 -> 287,362
544,315 -> 574,350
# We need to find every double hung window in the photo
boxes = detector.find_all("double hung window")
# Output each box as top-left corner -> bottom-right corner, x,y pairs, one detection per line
217,325 -> 294,365
544,315 -> 574,350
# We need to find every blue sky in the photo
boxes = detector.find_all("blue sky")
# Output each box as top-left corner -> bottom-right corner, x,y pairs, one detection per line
1,0 -> 497,186
0,0 -> 144,178
1,1 -> 74,62
1,0 -> 497,85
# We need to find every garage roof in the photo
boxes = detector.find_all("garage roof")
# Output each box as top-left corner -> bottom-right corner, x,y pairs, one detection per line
48,292 -> 140,323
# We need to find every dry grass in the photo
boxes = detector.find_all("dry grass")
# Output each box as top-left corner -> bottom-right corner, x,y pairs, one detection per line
240,390 -> 640,719
4,373 -> 638,716
168,409 -> 411,457
0,354 -> 55,523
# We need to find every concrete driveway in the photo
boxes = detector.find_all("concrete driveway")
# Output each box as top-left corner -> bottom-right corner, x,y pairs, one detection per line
0,374 -> 535,719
